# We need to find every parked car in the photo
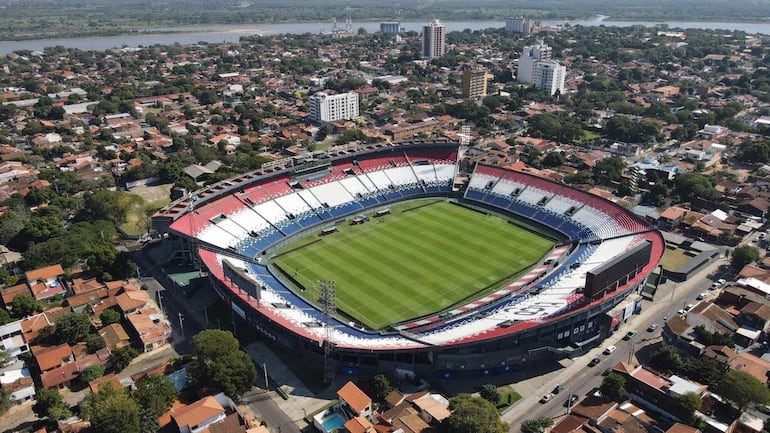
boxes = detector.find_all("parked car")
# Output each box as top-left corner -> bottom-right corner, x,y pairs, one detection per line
552,385 -> 564,394
677,309 -> 687,316
563,394 -> 579,407
685,304 -> 694,311
623,330 -> 637,340
603,345 -> 616,355
697,292 -> 708,300
647,323 -> 659,332
588,357 -> 601,367
540,393 -> 555,403
717,278 -> 726,285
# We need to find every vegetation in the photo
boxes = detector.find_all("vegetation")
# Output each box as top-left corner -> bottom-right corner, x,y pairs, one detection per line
445,394 -> 508,433
373,374 -> 393,401
479,384 -> 502,404
717,370 -> 770,412
672,392 -> 702,426
600,373 -> 626,401
521,417 -> 554,433
55,312 -> 93,345
191,330 -> 256,398
111,346 -> 140,371
80,365 -> 106,383
32,388 -> 71,423
134,374 -> 178,418
731,245 -> 759,271
272,201 -> 554,330
100,309 -> 122,326
82,383 -> 140,433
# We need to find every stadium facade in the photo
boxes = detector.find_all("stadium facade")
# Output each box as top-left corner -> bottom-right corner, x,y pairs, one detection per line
152,141 -> 664,380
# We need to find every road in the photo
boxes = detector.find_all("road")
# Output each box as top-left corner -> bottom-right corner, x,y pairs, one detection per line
503,255 -> 731,430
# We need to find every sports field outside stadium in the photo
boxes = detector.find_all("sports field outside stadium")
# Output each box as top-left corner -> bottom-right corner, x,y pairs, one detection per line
271,200 -> 556,330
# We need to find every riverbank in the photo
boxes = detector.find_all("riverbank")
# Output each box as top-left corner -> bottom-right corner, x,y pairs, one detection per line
2,18 -> 770,55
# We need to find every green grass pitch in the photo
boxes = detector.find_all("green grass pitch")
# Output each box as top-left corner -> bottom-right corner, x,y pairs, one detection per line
270,200 -> 555,330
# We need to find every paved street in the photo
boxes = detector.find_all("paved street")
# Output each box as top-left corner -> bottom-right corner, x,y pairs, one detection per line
501,255 -> 731,430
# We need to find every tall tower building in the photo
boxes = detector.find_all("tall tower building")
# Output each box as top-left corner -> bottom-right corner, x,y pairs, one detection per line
533,61 -> 566,95
309,92 -> 360,124
380,22 -> 400,34
462,67 -> 490,99
517,42 -> 552,83
422,19 -> 446,60
505,16 -> 538,34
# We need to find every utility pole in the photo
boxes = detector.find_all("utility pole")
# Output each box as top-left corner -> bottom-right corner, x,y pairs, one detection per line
263,363 -> 269,389
178,313 -> 185,337
157,291 -> 164,314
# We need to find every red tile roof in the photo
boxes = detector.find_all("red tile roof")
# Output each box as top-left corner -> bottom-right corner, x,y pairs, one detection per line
337,381 -> 371,414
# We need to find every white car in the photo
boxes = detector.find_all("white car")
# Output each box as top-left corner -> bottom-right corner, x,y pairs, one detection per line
697,292 -> 708,300
540,393 -> 555,403
717,278 -> 726,285
603,345 -> 617,355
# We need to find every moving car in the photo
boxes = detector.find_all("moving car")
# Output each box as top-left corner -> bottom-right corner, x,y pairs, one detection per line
588,357 -> 601,367
623,330 -> 637,340
552,385 -> 564,394
647,323 -> 659,332
540,393 -> 554,403
563,394 -> 579,407
603,345 -> 617,355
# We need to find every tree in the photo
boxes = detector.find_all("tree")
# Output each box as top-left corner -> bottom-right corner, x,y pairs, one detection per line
80,365 -> 106,383
373,374 -> 392,401
542,151 -> 565,168
100,309 -> 121,325
111,346 -> 139,371
717,370 -> 770,412
445,394 -> 507,433
82,383 -> 140,433
86,334 -> 106,353
731,245 -> 759,271
593,156 -> 627,185
672,392 -> 702,425
134,374 -> 178,417
55,312 -> 92,345
0,388 -> 10,416
479,384 -> 501,404
521,417 -> 554,433
674,172 -> 718,202
680,356 -> 723,386
32,388 -> 71,421
600,373 -> 626,401
139,406 -> 161,433
11,295 -> 43,318
650,346 -> 683,374
192,330 -> 256,398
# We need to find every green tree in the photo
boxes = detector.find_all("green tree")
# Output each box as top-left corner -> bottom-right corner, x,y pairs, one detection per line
479,384 -> 501,404
139,406 -> 161,433
521,417 -> 554,433
650,346 -> 683,374
111,346 -> 139,371
82,383 -> 140,433
11,295 -> 44,318
600,373 -> 626,401
672,392 -> 702,425
0,387 -> 9,416
86,334 -> 106,353
373,374 -> 392,401
80,365 -> 106,383
192,330 -> 256,398
680,356 -> 723,386
134,374 -> 178,417
55,312 -> 92,345
593,156 -> 627,185
542,151 -> 565,168
445,394 -> 507,433
0,309 -> 10,326
674,172 -> 718,202
731,245 -> 759,271
100,309 -> 121,325
717,370 -> 770,412
32,388 -> 71,421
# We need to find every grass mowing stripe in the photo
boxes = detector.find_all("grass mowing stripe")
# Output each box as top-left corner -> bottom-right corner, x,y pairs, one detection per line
272,200 -> 555,330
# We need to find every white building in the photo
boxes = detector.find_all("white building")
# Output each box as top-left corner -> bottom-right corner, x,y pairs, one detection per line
422,19 -> 446,60
533,61 -> 566,95
505,16 -> 538,34
380,22 -> 400,34
309,92 -> 360,124
517,42 -> 552,83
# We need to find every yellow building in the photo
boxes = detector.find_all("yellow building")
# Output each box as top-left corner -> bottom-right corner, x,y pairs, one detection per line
462,68 -> 490,99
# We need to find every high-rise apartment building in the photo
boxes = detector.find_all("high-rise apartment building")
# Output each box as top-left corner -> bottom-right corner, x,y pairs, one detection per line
462,68 -> 491,99
505,16 -> 538,34
533,61 -> 566,95
309,92 -> 360,124
422,19 -> 446,60
380,22 -> 400,34
517,42 -> 552,84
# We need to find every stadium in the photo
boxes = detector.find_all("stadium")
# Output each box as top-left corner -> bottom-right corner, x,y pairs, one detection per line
152,141 -> 664,380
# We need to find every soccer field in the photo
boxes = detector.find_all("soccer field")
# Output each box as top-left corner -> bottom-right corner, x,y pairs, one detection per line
271,200 -> 555,330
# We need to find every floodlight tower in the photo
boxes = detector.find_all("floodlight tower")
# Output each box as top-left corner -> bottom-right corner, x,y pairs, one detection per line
319,280 -> 337,383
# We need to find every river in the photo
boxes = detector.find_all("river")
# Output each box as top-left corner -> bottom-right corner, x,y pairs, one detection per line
1,18 -> 770,55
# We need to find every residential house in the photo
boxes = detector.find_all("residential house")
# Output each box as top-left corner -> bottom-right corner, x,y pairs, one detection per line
0,359 -> 35,405
125,307 -> 171,352
171,395 -> 227,433
0,320 -> 29,358
98,323 -> 131,351
33,343 -> 80,388
337,381 -> 373,419
25,264 -> 66,301
1,283 -> 33,310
